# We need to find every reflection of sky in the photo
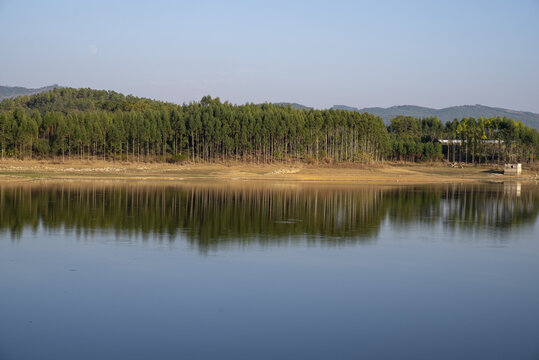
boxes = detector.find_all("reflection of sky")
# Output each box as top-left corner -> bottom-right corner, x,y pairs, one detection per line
1,211 -> 539,360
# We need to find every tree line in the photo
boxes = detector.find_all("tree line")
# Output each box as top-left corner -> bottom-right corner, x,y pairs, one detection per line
0,88 -> 537,164
388,115 -> 538,164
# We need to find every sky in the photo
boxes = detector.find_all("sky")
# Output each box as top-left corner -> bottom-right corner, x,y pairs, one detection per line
1,0 -> 538,111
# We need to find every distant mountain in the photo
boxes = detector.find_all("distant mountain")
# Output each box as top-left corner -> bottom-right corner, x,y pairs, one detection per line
332,104 -> 539,129
332,105 -> 359,112
0,85 -> 61,100
4,86 -> 537,130
273,102 -> 312,110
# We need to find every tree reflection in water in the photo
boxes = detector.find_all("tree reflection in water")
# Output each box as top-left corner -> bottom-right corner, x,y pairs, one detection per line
0,183 -> 537,251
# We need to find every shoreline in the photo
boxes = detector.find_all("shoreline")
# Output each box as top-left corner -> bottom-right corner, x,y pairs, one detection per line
0,159 -> 536,185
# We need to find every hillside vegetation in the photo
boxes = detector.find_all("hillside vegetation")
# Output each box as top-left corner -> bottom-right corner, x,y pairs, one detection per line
0,85 -> 60,101
0,88 -> 537,164
345,104 -> 539,129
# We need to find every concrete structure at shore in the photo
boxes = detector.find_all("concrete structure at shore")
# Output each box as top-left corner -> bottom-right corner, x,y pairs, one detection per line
504,163 -> 521,175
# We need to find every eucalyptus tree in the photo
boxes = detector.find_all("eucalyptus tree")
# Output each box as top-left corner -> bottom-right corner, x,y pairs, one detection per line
0,88 -> 537,164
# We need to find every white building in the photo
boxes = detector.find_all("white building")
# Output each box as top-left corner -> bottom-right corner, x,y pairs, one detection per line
504,163 -> 521,175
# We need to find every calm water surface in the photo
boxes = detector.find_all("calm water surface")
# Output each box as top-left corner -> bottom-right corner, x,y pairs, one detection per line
1,182 -> 538,360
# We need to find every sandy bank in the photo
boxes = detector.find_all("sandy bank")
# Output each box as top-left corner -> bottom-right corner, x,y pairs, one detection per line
0,159 -> 536,184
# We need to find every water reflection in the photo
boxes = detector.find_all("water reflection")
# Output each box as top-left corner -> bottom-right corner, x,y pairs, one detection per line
0,182 -> 537,250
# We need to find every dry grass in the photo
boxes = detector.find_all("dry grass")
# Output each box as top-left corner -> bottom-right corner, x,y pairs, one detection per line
0,159 -> 536,184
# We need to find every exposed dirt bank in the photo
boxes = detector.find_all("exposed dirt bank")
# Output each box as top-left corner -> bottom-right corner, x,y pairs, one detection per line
0,159 -> 537,184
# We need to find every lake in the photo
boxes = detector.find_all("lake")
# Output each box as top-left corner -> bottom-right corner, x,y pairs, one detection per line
1,182 -> 538,360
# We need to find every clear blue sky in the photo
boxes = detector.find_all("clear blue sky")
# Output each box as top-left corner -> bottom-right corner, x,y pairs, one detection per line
1,0 -> 538,111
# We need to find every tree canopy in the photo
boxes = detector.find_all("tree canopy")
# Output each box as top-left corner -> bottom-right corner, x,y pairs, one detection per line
0,88 -> 537,164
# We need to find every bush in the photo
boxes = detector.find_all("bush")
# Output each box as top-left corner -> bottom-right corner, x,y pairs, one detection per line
167,153 -> 189,163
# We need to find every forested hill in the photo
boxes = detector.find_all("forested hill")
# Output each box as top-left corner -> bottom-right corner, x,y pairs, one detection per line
0,88 -> 537,164
273,102 -> 312,110
4,87 -> 537,129
332,104 -> 539,129
0,88 -> 175,113
0,85 -> 61,101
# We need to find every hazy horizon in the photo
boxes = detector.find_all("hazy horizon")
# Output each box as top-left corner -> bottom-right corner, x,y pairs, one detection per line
1,0 -> 538,112
4,83 -> 539,115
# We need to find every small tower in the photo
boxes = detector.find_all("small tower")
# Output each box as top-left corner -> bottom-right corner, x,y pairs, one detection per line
504,163 -> 521,175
